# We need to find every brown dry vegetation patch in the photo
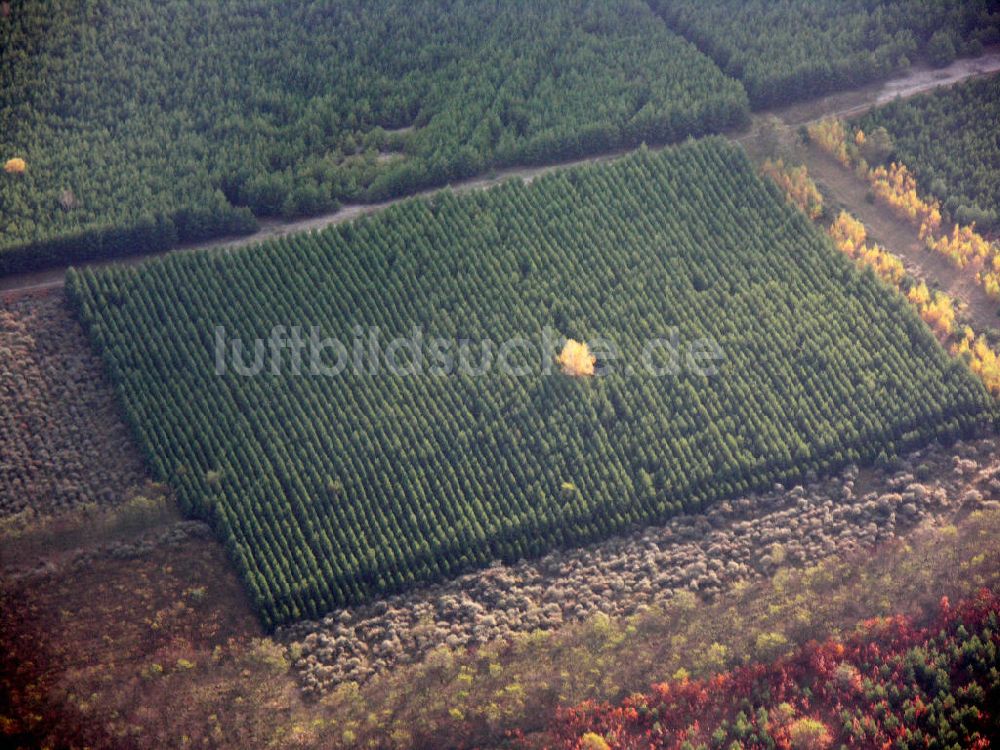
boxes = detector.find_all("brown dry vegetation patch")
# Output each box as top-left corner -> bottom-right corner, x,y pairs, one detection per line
1,521 -> 267,749
284,437 -> 1000,697
3,447 -> 998,750
0,290 -> 148,519
0,290 -> 286,749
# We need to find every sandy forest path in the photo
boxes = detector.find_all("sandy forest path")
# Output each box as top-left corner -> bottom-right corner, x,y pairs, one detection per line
2,46 -> 999,296
802,145 -> 1000,333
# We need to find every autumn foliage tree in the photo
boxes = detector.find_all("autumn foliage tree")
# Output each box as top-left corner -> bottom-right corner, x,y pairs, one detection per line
978,253 -> 1000,300
953,326 -> 1000,397
3,157 -> 25,174
556,340 -> 596,377
760,158 -> 823,220
807,119 -> 851,166
906,281 -> 956,339
828,210 -> 905,286
928,222 -> 993,268
868,162 -> 942,238
541,590 -> 1000,750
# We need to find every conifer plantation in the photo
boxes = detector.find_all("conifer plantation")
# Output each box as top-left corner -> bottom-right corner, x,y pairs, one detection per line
649,0 -> 999,107
5,3 -> 1000,746
0,0 -> 747,274
68,140 -> 991,627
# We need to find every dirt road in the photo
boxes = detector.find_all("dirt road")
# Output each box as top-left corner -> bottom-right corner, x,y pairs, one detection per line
0,153 -> 634,296
769,46 -> 1000,127
803,145 -> 1000,333
3,46 -> 999,296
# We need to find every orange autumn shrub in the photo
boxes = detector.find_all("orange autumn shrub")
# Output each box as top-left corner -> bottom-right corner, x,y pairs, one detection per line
953,327 -> 1000,396
828,211 -> 904,285
4,157 -> 26,174
856,244 -> 906,285
927,222 -> 993,269
906,281 -> 956,338
760,158 -> 823,220
829,210 -> 867,253
556,339 -> 595,377
978,253 -> 1000,300
807,119 -> 850,166
868,163 -> 942,238
907,279 -> 931,307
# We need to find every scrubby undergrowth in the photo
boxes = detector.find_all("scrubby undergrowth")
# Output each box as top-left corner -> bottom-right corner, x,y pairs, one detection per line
0,291 -> 148,520
283,436 -> 1000,696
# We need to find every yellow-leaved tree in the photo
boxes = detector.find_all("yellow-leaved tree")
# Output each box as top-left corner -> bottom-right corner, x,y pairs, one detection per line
4,157 -> 26,174
828,211 -> 904,285
807,119 -> 850,166
906,282 -> 956,338
760,158 -> 823,220
556,339 -> 595,377
953,327 -> 1000,396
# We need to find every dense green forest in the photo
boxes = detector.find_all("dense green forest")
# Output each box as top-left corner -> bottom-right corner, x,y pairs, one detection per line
5,0 -> 998,276
0,0 -> 747,275
856,73 -> 1000,230
649,0 -> 1000,108
68,139 -> 991,627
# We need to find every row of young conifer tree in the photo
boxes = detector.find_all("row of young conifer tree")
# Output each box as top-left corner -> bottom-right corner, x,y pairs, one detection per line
68,139 -> 992,627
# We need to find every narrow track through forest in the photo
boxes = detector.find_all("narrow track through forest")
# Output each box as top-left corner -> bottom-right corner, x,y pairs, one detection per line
3,47 -> 998,297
